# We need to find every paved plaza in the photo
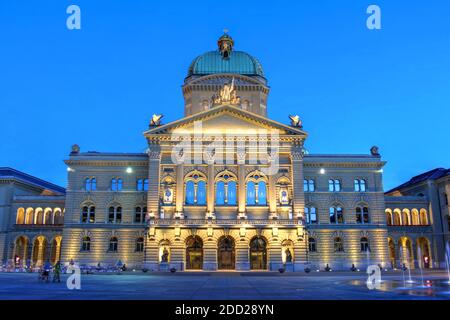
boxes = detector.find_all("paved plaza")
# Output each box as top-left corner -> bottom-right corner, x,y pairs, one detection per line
0,270 -> 449,300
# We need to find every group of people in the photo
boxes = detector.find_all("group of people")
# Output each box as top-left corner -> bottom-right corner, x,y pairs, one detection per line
38,260 -> 62,283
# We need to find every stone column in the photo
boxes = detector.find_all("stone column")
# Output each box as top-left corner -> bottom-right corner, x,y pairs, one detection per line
175,162 -> 184,218
147,143 -> 162,219
237,151 -> 247,219
203,239 -> 217,270
268,174 -> 277,219
291,145 -> 305,219
268,240 -> 282,271
235,238 -> 250,271
206,158 -> 215,219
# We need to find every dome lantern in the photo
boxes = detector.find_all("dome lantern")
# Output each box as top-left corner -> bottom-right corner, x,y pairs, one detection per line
217,31 -> 234,59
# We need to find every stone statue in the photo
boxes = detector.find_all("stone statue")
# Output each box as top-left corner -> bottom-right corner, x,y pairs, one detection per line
285,248 -> 292,263
71,144 -> 80,154
289,115 -> 302,128
212,78 -> 241,106
370,146 -> 380,156
150,114 -> 163,127
161,248 -> 169,263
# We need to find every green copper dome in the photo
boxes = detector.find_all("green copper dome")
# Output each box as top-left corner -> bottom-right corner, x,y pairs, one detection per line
187,34 -> 265,78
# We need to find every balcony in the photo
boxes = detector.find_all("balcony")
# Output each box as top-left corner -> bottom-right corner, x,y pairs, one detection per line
147,219 -> 303,227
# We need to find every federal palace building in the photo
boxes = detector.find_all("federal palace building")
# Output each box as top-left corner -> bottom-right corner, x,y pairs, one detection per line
1,34 -> 449,272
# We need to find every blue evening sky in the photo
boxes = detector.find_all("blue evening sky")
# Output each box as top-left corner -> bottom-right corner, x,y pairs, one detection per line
1,1 -> 449,190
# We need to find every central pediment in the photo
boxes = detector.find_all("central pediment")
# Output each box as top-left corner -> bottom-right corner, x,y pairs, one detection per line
144,105 -> 307,137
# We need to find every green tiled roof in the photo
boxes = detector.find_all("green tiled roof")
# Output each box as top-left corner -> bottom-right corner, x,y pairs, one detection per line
188,50 -> 265,77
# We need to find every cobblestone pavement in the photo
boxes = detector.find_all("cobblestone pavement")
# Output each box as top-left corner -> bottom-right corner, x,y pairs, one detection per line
0,270 -> 449,300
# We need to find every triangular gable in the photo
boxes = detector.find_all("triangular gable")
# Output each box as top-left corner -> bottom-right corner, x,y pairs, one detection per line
144,104 -> 307,137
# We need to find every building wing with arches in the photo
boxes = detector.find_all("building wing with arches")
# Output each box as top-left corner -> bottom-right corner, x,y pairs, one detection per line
0,35 -> 448,272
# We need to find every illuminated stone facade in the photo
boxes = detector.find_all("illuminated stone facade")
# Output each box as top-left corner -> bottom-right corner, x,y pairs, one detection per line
1,35 -> 447,271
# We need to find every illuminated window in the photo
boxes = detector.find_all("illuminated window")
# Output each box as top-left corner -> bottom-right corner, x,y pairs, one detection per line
136,178 -> 149,191
329,206 -> 344,224
111,178 -> 123,191
246,172 -> 267,205
215,172 -> 237,205
328,179 -> 341,192
185,172 -> 206,205
304,179 -> 315,192
305,207 -> 317,224
85,178 -> 97,191
354,179 -> 367,192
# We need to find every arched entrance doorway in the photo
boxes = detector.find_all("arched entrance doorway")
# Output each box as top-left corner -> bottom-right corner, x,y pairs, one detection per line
50,236 -> 62,264
217,236 -> 235,270
186,236 -> 203,270
417,237 -> 431,268
13,236 -> 29,266
250,237 -> 267,270
388,238 -> 396,268
32,236 -> 47,267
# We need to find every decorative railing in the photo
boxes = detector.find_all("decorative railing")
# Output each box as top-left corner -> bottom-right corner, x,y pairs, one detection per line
148,219 -> 303,227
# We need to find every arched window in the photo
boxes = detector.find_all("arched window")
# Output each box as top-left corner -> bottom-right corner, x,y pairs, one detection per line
304,179 -> 315,192
257,181 -> 267,205
185,172 -> 207,205
356,206 -> 370,224
54,209 -> 64,225
246,181 -> 256,205
216,181 -> 225,205
393,209 -> 402,225
329,179 -> 341,192
185,181 -> 195,204
81,206 -> 95,223
136,237 -> 144,252
360,237 -> 370,252
136,178 -> 149,191
25,208 -> 34,224
215,172 -> 237,205
334,237 -> 344,252
85,178 -> 96,191
246,172 -> 267,205
108,206 -> 122,223
420,209 -> 428,225
330,206 -> 344,224
44,208 -> 52,225
386,209 -> 393,226
402,209 -> 411,226
16,208 -> 25,224
197,181 -> 206,205
354,179 -> 367,192
411,209 -> 420,225
308,237 -> 317,252
35,208 -> 44,225
111,178 -> 123,191
305,207 -> 317,224
109,237 -> 118,252
81,236 -> 91,251
135,206 -> 146,223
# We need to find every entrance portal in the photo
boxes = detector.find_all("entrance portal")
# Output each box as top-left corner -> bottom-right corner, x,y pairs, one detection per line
250,237 -> 267,270
218,236 -> 235,270
186,236 -> 203,270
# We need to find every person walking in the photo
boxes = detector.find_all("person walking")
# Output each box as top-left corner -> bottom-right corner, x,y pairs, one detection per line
53,261 -> 61,283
